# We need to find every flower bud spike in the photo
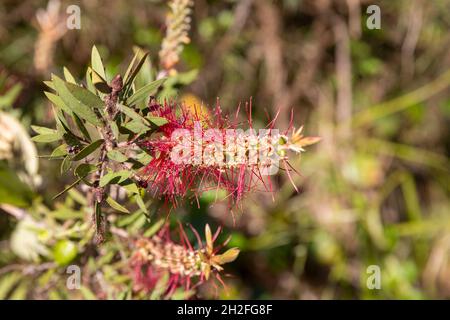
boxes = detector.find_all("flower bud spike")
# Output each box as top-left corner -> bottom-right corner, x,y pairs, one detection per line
131,222 -> 240,295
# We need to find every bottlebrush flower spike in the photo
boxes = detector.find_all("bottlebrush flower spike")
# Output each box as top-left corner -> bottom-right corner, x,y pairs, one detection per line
34,0 -> 67,73
159,0 -> 193,74
138,100 -> 320,207
131,223 -> 239,296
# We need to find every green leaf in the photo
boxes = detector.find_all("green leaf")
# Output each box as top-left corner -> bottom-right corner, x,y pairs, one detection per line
129,214 -> 148,232
119,104 -> 148,123
134,194 -> 148,214
52,75 -> 101,126
90,68 -> 111,93
43,80 -> 55,90
0,162 -> 33,207
97,251 -> 115,267
91,45 -> 106,80
32,120 -> 64,143
119,180 -> 139,194
106,196 -> 130,213
123,51 -> 149,91
110,121 -> 119,140
100,170 -> 132,187
136,152 -> 153,165
62,132 -> 82,148
31,125 -> 58,135
67,188 -> 88,206
123,51 -> 139,85
9,281 -> 28,300
51,207 -> 85,220
122,119 -> 149,134
38,269 -> 55,287
63,67 -> 77,84
31,133 -> 62,143
143,218 -> 165,237
52,105 -> 70,129
126,78 -> 166,106
117,211 -> 141,227
56,114 -> 84,146
75,163 -> 97,179
60,156 -> 72,174
50,144 -> 68,158
107,150 -> 128,162
45,91 -> 72,115
85,68 -> 96,93
146,116 -> 168,127
133,45 -> 154,86
0,84 -> 22,109
119,104 -> 151,134
73,113 -> 92,142
72,139 -> 104,161
0,272 -> 22,299
66,82 -> 104,109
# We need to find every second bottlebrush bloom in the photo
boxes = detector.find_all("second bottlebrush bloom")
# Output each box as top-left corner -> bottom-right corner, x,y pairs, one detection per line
131,223 -> 239,295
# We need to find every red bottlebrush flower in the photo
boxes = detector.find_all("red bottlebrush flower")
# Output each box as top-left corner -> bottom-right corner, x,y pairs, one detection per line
137,99 -> 320,207
131,223 -> 239,297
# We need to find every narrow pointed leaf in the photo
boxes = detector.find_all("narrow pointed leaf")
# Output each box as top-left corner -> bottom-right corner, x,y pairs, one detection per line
123,51 -> 149,90
123,119 -> 149,134
123,51 -> 139,85
135,194 -> 148,214
100,170 -> 132,187
72,139 -> 104,161
126,78 -> 166,106
66,82 -> 104,109
119,104 -> 148,123
107,150 -> 128,162
144,218 -> 165,237
63,67 -> 77,84
45,91 -> 71,115
106,196 -> 130,213
90,68 -> 111,93
31,125 -> 58,135
91,45 -> 106,80
73,114 -> 91,142
50,144 -> 68,158
60,156 -> 72,174
86,69 -> 96,93
52,75 -> 101,126
75,163 -> 97,179
31,133 -> 62,143
43,81 -> 55,90
146,116 -> 168,127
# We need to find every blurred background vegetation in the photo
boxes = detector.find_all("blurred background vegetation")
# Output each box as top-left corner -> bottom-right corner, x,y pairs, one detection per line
0,0 -> 449,299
